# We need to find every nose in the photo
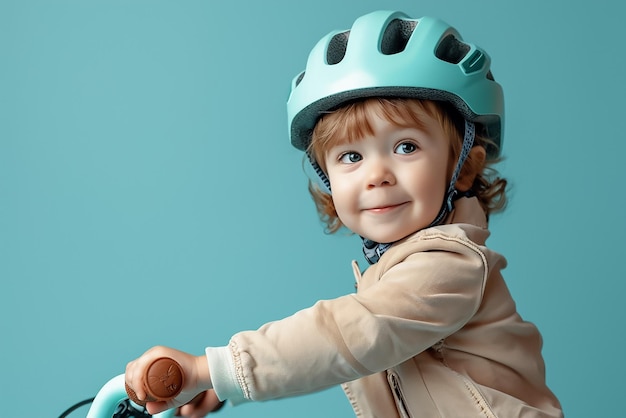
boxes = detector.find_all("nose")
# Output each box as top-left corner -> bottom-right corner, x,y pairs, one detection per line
366,157 -> 396,189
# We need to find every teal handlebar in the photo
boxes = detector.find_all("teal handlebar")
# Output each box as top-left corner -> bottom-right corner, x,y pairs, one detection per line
85,374 -> 175,418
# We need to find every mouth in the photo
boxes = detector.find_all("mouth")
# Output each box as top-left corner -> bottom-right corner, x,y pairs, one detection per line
364,202 -> 408,214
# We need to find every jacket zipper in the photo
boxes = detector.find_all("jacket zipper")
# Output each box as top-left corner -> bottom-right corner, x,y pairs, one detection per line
432,341 -> 496,417
453,371 -> 497,418
387,371 -> 412,418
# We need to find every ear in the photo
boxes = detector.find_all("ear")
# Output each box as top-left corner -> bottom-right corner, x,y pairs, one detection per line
455,146 -> 487,192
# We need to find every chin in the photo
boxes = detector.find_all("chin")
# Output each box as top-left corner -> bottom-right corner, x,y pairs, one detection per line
365,224 -> 429,244
365,231 -> 413,244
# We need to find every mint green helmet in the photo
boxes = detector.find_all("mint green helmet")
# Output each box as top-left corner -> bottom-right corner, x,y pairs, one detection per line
287,10 -> 504,159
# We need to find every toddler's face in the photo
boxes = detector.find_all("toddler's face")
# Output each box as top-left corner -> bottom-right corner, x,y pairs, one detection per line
324,111 -> 450,243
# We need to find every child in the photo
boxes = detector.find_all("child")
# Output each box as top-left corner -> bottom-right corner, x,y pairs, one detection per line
125,10 -> 563,417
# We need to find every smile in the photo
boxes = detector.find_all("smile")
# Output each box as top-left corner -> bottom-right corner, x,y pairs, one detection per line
364,202 -> 408,214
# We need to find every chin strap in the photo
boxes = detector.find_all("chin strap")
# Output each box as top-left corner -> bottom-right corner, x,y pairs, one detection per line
307,152 -> 331,193
361,238 -> 392,265
428,120 -> 476,228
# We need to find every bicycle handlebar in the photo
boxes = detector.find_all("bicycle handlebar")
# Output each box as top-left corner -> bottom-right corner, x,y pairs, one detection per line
84,357 -> 184,418
85,374 -> 175,418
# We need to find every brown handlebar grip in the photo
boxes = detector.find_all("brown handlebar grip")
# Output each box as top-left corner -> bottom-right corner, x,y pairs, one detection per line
125,357 -> 185,407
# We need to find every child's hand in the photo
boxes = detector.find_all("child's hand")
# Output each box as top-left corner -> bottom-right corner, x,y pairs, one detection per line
125,346 -> 213,415
176,390 -> 226,417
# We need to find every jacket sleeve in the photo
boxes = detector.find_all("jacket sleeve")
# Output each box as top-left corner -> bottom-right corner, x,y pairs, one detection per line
215,233 -> 489,403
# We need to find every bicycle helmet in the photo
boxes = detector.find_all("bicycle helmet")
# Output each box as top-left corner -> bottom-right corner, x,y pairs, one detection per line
287,10 -> 504,159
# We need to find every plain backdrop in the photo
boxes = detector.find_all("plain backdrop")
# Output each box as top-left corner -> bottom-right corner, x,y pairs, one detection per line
1,1 -> 624,417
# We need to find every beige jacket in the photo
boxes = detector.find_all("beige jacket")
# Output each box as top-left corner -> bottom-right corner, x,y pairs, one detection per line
209,197 -> 563,417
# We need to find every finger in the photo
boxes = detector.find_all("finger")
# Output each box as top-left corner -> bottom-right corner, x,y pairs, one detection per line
204,391 -> 226,412
146,400 -> 171,415
125,360 -> 147,401
177,391 -> 225,417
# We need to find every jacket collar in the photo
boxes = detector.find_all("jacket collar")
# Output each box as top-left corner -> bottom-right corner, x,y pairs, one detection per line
446,196 -> 488,229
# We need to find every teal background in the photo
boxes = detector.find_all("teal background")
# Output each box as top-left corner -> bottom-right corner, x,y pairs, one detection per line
1,1 -> 624,417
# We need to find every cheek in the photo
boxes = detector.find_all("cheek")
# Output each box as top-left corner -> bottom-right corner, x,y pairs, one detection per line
326,167 -> 345,195
328,181 -> 349,211
327,173 -> 354,216
407,162 -> 448,204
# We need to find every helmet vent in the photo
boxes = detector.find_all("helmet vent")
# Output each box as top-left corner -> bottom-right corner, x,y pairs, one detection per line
435,34 -> 471,64
326,31 -> 350,65
294,71 -> 305,87
380,19 -> 417,55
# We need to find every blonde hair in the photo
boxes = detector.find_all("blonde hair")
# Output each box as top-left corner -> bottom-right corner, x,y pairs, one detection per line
307,98 -> 507,233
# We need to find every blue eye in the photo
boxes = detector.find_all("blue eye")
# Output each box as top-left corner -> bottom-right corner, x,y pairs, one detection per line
339,152 -> 362,164
395,142 -> 417,155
